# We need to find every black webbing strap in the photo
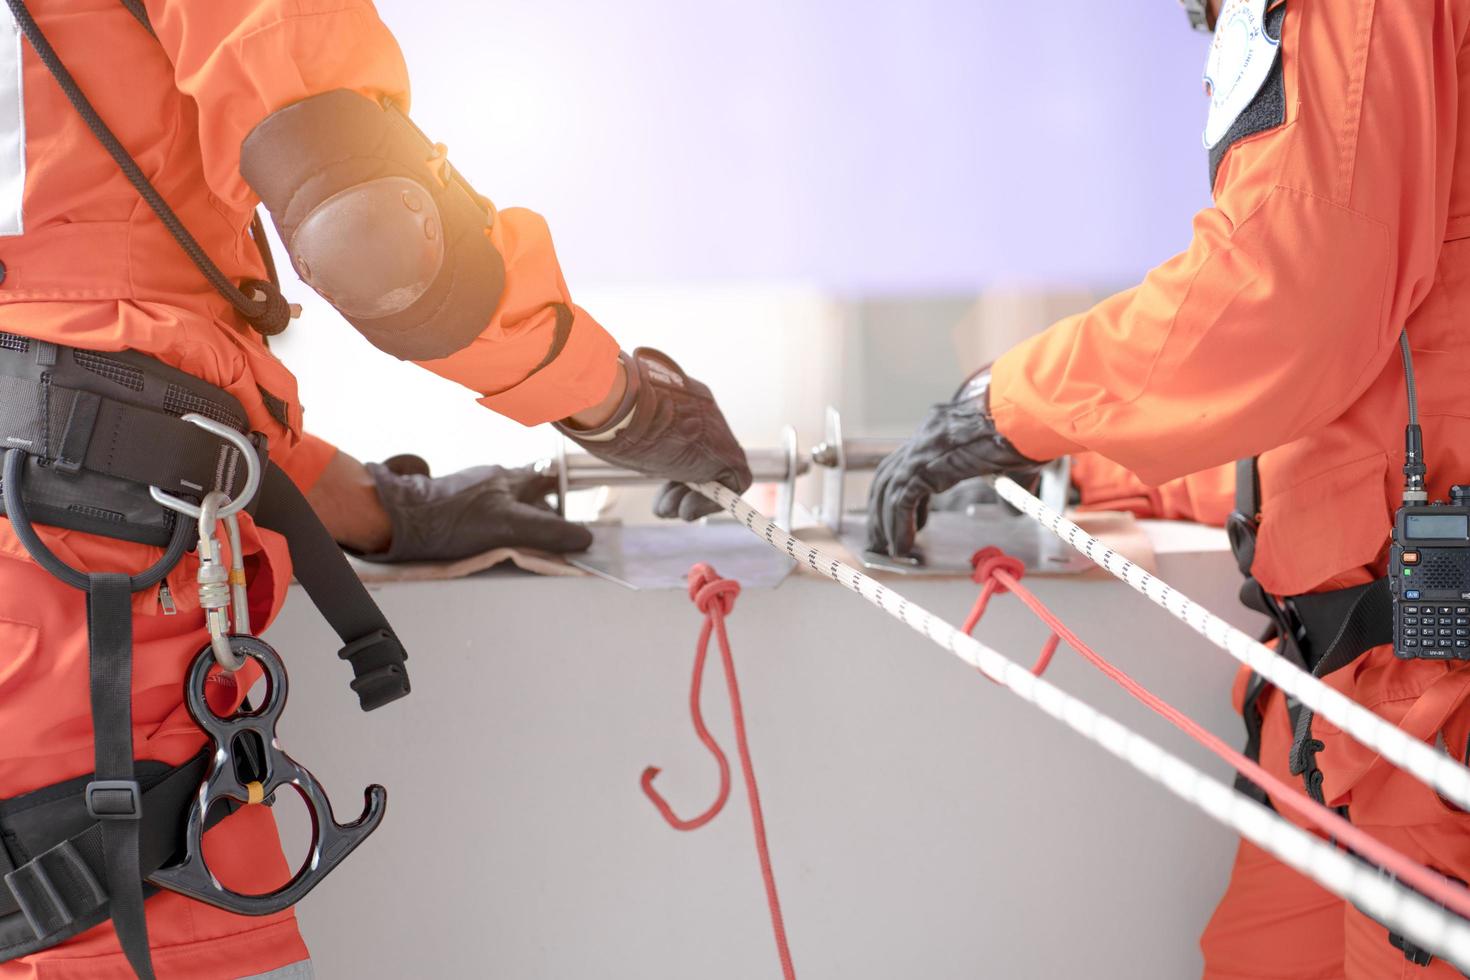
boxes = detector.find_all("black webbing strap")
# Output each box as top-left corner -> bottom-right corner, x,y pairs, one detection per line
0,374 -> 253,501
254,464 -> 410,711
1227,458 -> 1262,574
1235,457 -> 1260,531
84,573 -> 152,980
0,756 -> 210,959
1226,458 -> 1394,677
1227,457 -> 1303,671
1286,579 -> 1393,805
1288,703 -> 1332,805
1290,579 -> 1392,678
1226,455 -> 1275,804
80,397 -> 245,499
1227,457 -> 1395,806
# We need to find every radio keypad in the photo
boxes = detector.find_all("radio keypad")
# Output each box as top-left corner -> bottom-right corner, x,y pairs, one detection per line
1398,604 -> 1470,658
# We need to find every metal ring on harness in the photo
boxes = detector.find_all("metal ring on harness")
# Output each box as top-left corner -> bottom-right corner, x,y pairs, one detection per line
147,414 -> 262,521
1,448 -> 193,593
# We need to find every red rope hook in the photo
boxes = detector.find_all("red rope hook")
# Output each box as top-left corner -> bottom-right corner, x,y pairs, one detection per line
642,563 -> 797,979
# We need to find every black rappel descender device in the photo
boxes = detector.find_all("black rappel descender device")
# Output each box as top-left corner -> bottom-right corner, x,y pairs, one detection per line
146,436 -> 387,915
150,634 -> 387,913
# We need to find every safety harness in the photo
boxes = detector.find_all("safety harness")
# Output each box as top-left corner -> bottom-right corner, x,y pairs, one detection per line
0,336 -> 410,974
0,3 -> 411,974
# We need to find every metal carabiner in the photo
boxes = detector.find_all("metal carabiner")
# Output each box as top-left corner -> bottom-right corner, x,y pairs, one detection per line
149,413 -> 262,520
148,414 -> 261,672
196,492 -> 250,671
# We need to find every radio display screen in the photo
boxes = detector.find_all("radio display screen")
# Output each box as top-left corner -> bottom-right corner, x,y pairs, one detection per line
1406,514 -> 1470,540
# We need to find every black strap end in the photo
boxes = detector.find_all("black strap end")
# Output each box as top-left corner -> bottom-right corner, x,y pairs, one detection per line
339,629 -> 411,712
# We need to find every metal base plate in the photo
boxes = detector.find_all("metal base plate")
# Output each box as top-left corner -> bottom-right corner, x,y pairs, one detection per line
568,521 -> 797,591
838,510 -> 1092,577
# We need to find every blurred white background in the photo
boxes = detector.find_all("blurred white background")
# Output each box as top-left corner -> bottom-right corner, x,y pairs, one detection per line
274,0 -> 1214,474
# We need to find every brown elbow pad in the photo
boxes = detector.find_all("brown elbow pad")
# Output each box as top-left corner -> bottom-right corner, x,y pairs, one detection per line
240,90 -> 506,361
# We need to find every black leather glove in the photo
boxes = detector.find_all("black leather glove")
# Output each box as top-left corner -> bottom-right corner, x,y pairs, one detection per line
358,455 -> 593,562
556,348 -> 753,521
866,370 -> 1044,558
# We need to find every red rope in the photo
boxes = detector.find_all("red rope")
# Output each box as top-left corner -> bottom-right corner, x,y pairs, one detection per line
962,550 -> 1058,680
642,563 -> 797,979
964,546 -> 1470,922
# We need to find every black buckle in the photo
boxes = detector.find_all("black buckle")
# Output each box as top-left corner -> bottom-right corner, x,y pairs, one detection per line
84,779 -> 141,821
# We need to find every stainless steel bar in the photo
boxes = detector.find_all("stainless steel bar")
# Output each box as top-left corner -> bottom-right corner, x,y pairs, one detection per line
811,438 -> 903,471
547,429 -> 898,495
551,448 -> 810,489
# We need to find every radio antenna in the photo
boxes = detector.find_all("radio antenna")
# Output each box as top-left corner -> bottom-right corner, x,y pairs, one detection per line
1402,331 -> 1428,504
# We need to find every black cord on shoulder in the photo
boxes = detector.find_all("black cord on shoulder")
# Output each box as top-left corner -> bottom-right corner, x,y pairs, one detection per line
3,0 -> 292,335
118,0 -> 154,36
250,212 -> 281,288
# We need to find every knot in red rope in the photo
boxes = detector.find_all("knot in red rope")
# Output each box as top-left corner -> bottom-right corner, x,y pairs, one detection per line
970,546 -> 1026,591
688,562 -> 741,617
963,546 -> 1056,683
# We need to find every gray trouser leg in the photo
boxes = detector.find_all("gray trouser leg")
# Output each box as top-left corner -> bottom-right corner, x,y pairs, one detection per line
240,962 -> 315,980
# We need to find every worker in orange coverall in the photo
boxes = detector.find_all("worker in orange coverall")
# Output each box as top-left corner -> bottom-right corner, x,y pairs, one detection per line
870,0 -> 1470,975
0,0 -> 750,977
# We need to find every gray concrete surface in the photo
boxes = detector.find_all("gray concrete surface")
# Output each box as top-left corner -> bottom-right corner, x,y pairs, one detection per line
264,535 -> 1264,979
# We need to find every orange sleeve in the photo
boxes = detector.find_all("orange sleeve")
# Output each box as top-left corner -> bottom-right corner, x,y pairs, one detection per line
143,0 -> 619,425
415,209 -> 623,426
141,0 -> 411,213
1071,455 -> 1236,527
989,0 -> 1464,486
273,430 -> 340,494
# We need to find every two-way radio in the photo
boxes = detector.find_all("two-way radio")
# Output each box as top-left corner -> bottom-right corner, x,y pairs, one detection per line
1388,334 -> 1470,660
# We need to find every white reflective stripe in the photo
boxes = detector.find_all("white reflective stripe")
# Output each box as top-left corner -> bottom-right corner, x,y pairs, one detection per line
239,961 -> 314,980
0,5 -> 22,237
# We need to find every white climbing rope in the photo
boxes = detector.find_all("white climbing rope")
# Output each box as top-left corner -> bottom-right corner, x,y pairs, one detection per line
991,475 -> 1470,815
690,480 -> 1470,971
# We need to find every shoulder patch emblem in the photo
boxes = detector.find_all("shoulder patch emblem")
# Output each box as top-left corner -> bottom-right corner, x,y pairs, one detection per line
1202,0 -> 1282,150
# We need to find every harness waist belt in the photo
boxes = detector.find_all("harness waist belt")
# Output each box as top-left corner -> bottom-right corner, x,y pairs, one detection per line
0,333 -> 257,546
0,336 -> 411,711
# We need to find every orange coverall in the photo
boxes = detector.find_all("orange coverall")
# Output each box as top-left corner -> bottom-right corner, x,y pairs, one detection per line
0,1 -> 620,976
990,0 -> 1470,975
